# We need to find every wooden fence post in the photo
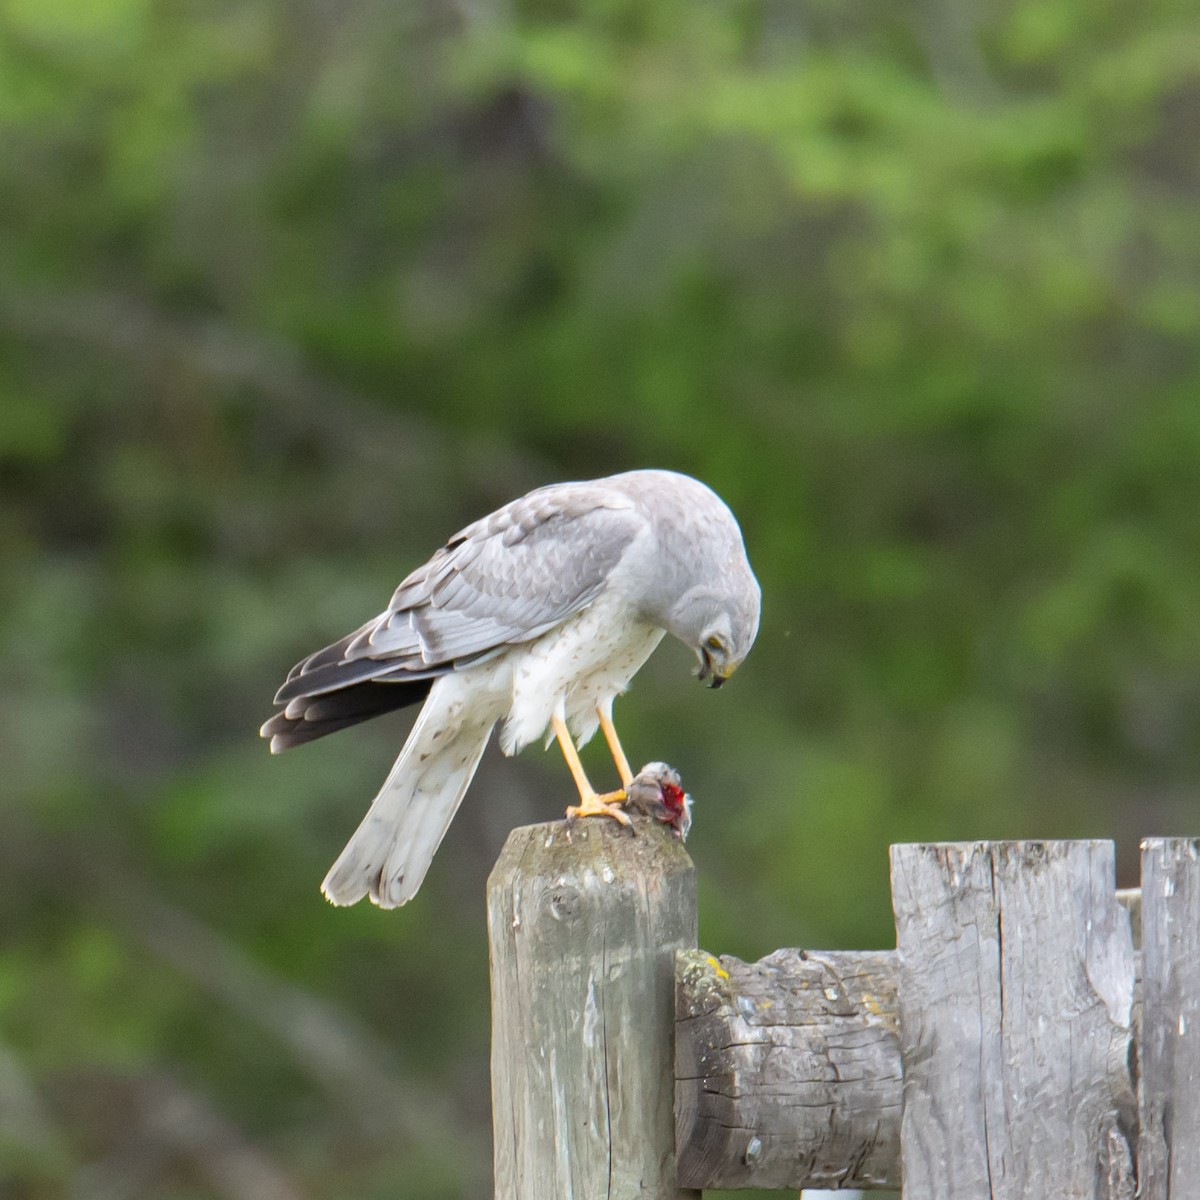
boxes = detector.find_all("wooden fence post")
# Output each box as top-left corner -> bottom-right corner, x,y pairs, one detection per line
490,832 -> 1200,1195
890,841 -> 1136,1200
1139,837 -> 1200,1199
488,817 -> 697,1199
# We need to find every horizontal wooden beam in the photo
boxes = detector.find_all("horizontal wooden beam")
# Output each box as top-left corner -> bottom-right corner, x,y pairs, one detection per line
674,947 -> 902,1190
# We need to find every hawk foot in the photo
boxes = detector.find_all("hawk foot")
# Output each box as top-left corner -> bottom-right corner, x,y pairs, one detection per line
566,789 -> 632,827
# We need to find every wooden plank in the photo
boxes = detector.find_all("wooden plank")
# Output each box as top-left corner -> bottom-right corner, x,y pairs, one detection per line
1116,888 -> 1142,952
488,817 -> 697,1200
1139,838 -> 1200,1199
674,947 -> 901,1190
890,841 -> 1136,1200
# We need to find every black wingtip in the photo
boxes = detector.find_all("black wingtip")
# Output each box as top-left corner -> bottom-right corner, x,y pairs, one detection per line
259,678 -> 434,751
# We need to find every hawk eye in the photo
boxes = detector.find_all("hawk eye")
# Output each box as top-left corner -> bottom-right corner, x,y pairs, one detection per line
705,635 -> 725,653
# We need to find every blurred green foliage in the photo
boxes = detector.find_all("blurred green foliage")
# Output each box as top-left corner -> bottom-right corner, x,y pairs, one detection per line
1,0 -> 1199,1194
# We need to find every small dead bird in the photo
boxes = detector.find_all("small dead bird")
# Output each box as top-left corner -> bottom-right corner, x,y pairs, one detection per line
624,762 -> 693,840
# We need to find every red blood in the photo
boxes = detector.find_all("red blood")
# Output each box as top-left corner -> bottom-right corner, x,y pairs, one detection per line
659,781 -> 685,818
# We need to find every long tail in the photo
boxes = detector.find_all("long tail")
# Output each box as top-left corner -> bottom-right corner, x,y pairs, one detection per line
320,699 -> 494,908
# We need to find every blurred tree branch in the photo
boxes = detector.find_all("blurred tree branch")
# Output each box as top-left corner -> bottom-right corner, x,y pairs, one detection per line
71,1073 -> 303,1200
0,290 -> 437,473
0,287 -> 553,497
94,869 -> 469,1156
0,1036 -> 68,1165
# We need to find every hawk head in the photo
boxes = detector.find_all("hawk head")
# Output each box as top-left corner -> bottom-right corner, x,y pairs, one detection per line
665,576 -> 761,689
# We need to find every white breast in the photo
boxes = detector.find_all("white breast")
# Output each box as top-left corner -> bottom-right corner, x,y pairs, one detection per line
497,590 -> 664,756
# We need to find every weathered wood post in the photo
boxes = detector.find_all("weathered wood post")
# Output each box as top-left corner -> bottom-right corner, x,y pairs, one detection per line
890,841 -> 1137,1200
494,832 -> 1198,1194
488,817 -> 697,1199
1139,837 -> 1200,1199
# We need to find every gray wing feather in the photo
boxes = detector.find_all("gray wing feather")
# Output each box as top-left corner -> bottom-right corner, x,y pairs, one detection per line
393,487 -> 641,662
274,484 -> 643,705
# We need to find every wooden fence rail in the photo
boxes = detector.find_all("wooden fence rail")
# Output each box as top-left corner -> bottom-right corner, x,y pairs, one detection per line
674,946 -> 902,1191
488,827 -> 1200,1199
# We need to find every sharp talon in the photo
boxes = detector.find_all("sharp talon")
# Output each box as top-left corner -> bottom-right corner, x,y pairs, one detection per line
565,791 -> 632,826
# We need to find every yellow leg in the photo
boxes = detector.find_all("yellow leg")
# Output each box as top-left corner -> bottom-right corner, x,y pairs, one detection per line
598,707 -> 634,787
552,714 -> 630,826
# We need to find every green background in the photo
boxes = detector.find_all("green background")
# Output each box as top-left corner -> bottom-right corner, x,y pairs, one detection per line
2,0 -> 1198,1194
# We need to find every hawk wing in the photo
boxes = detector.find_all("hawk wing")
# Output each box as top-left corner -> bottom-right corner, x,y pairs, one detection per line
261,483 -> 646,749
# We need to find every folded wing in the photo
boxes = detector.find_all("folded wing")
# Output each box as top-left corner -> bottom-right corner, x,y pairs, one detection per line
260,484 -> 644,752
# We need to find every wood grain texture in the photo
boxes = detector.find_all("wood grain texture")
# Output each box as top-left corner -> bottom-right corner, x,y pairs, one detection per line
488,817 -> 697,1199
674,947 -> 901,1190
890,841 -> 1136,1200
1138,838 -> 1200,1200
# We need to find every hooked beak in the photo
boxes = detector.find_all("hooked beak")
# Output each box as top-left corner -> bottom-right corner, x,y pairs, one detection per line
698,649 -> 736,689
710,661 -> 739,689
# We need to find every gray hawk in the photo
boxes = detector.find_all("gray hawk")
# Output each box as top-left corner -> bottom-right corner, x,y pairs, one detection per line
260,469 -> 760,908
